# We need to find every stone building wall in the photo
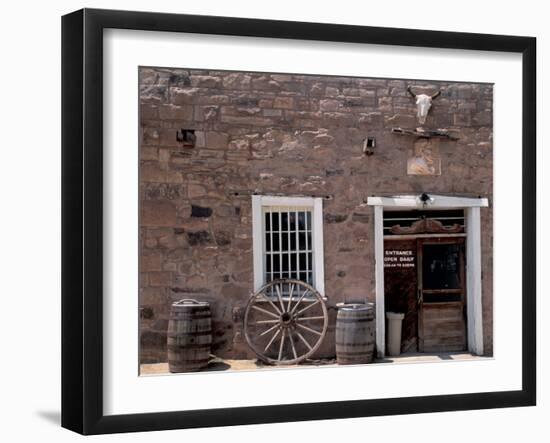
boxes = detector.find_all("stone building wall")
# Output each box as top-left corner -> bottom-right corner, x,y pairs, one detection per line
138,67 -> 493,363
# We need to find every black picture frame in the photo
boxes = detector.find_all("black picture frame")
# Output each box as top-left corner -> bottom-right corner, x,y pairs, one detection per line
61,8 -> 536,435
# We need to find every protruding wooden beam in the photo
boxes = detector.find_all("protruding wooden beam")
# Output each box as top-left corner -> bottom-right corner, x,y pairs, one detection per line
391,127 -> 460,140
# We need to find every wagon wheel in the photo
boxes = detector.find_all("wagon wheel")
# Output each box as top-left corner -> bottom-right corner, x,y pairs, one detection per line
243,279 -> 328,365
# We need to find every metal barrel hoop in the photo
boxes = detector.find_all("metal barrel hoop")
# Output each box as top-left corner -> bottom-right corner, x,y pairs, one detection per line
173,298 -> 202,306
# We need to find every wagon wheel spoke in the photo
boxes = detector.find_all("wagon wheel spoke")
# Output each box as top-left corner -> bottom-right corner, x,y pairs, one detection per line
251,319 -> 280,325
274,282 -> 285,312
257,292 -> 282,315
296,323 -> 323,336
294,330 -> 313,351
289,289 -> 310,314
294,299 -> 319,317
286,283 -> 295,312
295,316 -> 326,322
259,323 -> 282,337
251,304 -> 279,319
289,330 -> 298,360
263,327 -> 281,352
277,328 -> 286,362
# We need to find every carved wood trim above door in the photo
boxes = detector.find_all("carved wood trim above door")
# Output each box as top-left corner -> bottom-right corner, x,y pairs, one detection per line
389,217 -> 464,235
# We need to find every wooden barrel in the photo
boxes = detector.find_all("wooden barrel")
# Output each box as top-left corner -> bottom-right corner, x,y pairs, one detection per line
167,299 -> 212,373
335,303 -> 375,365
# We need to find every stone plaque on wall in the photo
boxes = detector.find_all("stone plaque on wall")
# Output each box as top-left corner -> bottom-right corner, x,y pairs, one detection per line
407,139 -> 441,176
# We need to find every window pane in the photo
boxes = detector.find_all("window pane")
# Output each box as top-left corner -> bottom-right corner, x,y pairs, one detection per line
273,254 -> 280,273
422,244 -> 461,289
272,212 -> 279,231
282,233 -> 289,251
290,253 -> 297,273
281,212 -> 288,231
299,253 -> 307,270
282,253 -> 289,272
289,212 -> 296,231
272,233 -> 280,251
265,212 -> 271,231
298,211 -> 306,230
299,232 -> 306,250
308,252 -> 313,269
290,233 -> 296,251
306,211 -> 311,230
265,233 -> 271,251
299,272 -> 308,282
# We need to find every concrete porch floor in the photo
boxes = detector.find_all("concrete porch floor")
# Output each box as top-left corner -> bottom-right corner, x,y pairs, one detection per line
140,352 -> 490,376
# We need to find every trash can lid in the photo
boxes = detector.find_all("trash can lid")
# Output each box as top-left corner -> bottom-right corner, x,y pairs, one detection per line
386,311 -> 405,320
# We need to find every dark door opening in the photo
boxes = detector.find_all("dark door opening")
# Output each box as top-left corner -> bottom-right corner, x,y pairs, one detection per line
418,238 -> 466,352
384,237 -> 467,354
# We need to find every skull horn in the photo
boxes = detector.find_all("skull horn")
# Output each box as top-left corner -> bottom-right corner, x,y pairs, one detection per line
431,90 -> 442,99
407,86 -> 417,98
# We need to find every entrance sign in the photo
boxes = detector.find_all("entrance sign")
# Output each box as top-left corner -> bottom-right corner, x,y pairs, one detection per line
384,249 -> 415,268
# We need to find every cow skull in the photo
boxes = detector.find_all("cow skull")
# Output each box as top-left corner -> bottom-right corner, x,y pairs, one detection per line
407,86 -> 441,125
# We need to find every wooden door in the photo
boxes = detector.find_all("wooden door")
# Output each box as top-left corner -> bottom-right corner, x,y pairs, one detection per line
417,238 -> 467,352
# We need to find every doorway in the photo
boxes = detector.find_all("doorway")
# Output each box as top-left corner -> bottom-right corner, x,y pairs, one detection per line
384,237 -> 467,354
417,238 -> 466,352
368,194 -> 487,357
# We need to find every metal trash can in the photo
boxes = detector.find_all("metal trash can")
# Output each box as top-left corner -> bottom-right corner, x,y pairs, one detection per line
386,312 -> 405,356
167,299 -> 212,372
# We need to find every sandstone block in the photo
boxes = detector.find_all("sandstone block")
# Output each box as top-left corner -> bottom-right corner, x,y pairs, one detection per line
273,96 -> 294,109
140,104 -> 158,120
324,213 -> 348,224
141,200 -> 177,226
187,230 -> 212,246
149,271 -> 172,287
263,109 -> 282,117
171,87 -> 200,105
319,99 -> 341,111
223,73 -> 251,89
190,75 -> 222,88
158,104 -> 194,120
205,131 -> 229,149
220,114 -> 274,126
384,113 -> 416,128
251,76 -> 281,91
141,254 -> 162,272
188,184 -> 207,198
140,147 -> 158,161
214,231 -> 232,246
141,164 -> 182,183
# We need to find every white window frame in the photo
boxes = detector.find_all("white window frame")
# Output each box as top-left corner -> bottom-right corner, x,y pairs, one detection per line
252,195 -> 325,296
